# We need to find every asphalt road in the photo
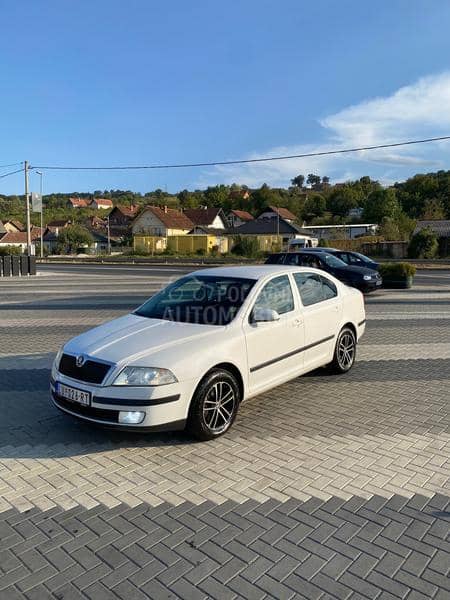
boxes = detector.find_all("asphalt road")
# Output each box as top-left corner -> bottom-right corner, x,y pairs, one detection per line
37,261 -> 450,289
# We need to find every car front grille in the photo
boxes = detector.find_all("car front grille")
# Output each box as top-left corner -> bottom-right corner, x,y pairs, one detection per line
53,392 -> 119,423
58,354 -> 111,384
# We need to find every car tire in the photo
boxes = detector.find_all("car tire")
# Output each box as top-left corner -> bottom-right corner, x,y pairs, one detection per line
186,369 -> 240,441
328,326 -> 357,374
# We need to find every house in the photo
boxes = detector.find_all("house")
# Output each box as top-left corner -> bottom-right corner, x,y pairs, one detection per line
132,206 -> 193,237
300,224 -> 378,240
0,221 -> 6,235
85,215 -> 106,230
108,205 -> 139,229
0,230 -> 41,253
91,198 -> 113,210
67,198 -> 90,208
257,206 -> 297,223
45,220 -> 71,236
3,220 -> 25,233
227,209 -> 254,228
228,217 -> 310,251
229,189 -> 251,201
184,207 -> 227,229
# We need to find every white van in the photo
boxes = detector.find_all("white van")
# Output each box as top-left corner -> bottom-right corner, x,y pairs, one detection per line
287,236 -> 319,251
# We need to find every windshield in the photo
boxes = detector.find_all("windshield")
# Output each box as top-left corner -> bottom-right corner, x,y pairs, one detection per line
135,275 -> 256,325
353,252 -> 371,261
321,253 -> 347,268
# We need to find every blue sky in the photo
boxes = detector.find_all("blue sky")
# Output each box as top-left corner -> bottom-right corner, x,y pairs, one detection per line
2,0 -> 450,194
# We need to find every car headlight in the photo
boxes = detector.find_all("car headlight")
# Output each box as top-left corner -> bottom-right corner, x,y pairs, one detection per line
363,275 -> 372,281
113,367 -> 178,386
52,346 -> 64,378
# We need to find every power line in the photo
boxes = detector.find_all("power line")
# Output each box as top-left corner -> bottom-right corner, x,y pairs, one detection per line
0,162 -> 23,170
31,135 -> 450,171
0,167 -> 25,179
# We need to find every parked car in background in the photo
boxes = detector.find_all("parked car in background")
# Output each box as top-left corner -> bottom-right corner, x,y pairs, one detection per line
51,266 -> 365,440
266,250 -> 382,293
307,247 -> 379,270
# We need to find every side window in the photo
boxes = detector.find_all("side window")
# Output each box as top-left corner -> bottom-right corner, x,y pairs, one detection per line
285,254 -> 299,265
253,275 -> 294,315
321,275 -> 337,300
293,273 -> 337,306
348,253 -> 362,265
293,273 -> 323,306
337,252 -> 350,264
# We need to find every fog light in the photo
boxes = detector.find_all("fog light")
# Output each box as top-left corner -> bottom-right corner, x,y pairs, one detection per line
118,411 -> 145,424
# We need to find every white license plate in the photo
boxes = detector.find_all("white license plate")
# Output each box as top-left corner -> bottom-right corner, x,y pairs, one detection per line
376,280 -> 382,286
56,383 -> 91,406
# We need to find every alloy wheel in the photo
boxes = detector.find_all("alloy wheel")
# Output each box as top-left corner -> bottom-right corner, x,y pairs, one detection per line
202,381 -> 236,434
337,331 -> 355,370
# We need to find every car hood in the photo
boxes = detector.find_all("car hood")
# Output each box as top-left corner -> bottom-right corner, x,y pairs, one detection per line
63,313 -> 221,366
332,265 -> 379,278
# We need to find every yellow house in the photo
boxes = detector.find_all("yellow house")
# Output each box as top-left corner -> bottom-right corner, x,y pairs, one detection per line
131,206 -> 193,237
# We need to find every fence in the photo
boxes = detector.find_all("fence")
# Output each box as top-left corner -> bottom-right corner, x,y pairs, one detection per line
0,255 -> 37,277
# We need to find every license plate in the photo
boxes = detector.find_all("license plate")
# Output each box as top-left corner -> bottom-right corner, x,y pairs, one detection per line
376,280 -> 382,286
56,383 -> 91,406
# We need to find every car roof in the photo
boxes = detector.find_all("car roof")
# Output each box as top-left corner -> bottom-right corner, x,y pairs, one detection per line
191,265 -> 316,279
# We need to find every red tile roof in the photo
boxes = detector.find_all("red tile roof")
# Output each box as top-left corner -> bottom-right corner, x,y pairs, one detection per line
69,198 -> 89,208
139,206 -> 194,230
93,198 -> 113,207
112,205 -> 139,218
184,208 -> 224,226
268,206 -> 297,221
230,209 -> 254,221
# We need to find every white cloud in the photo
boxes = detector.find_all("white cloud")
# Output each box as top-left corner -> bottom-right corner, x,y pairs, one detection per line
200,72 -> 450,187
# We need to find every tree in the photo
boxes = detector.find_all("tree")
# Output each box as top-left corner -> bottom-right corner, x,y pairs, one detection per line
327,186 -> 359,217
421,198 -> 446,220
291,174 -> 305,188
203,185 -> 229,207
321,176 -> 330,187
408,227 -> 438,258
306,174 -> 321,190
303,194 -> 326,219
58,225 -> 94,254
251,184 -> 285,214
363,188 -> 399,223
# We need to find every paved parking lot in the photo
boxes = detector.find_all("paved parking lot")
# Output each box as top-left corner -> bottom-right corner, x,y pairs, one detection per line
0,264 -> 449,599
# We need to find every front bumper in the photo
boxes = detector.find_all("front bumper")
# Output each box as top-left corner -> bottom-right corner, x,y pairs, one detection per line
50,373 -> 194,431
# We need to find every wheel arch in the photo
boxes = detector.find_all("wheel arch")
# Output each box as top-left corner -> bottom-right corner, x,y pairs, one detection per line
341,321 -> 357,340
193,362 -> 245,403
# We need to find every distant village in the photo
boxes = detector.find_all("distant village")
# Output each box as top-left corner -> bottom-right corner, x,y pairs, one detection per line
0,194 -> 380,257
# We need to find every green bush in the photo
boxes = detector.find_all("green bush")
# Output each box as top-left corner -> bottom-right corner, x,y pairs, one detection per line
232,235 -> 261,258
196,248 -> 206,256
0,245 -> 22,256
408,227 -> 438,259
318,238 -> 329,247
379,262 -> 416,278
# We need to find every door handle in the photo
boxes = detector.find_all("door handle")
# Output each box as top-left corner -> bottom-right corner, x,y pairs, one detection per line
293,318 -> 303,327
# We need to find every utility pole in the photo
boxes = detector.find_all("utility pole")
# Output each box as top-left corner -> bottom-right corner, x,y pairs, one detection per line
35,171 -> 44,258
107,215 -> 111,255
24,161 -> 32,255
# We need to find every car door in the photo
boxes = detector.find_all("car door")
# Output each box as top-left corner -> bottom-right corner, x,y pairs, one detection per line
243,274 -> 305,395
292,272 -> 342,370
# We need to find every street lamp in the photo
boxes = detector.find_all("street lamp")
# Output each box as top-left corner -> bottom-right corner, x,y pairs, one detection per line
35,171 -> 44,258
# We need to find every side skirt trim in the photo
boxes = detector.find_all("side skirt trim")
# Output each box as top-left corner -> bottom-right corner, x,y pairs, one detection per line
250,335 -> 335,373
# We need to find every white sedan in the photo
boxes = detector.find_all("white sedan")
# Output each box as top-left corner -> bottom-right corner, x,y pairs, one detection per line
51,266 -> 366,440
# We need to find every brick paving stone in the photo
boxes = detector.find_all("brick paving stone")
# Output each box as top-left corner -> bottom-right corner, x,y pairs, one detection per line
0,267 -> 449,599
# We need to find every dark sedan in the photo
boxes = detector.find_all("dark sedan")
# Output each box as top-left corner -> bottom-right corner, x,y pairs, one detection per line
265,251 -> 382,292
306,247 -> 379,270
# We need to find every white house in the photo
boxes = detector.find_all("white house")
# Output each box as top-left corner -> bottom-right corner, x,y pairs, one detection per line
184,208 -> 228,229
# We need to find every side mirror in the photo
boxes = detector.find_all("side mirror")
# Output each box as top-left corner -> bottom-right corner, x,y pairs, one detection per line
252,308 -> 280,323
